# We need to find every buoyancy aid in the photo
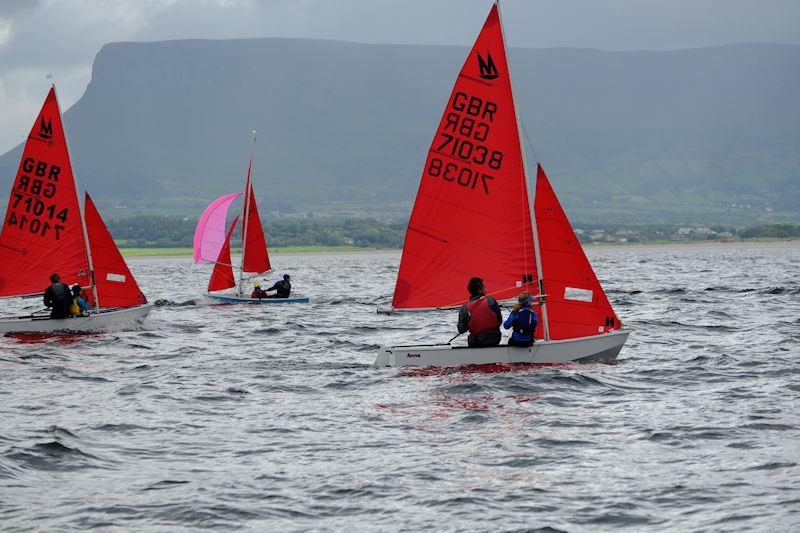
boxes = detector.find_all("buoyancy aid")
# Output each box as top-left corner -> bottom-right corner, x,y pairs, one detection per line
276,280 -> 291,297
512,307 -> 537,340
50,282 -> 71,305
467,296 -> 499,335
69,297 -> 81,316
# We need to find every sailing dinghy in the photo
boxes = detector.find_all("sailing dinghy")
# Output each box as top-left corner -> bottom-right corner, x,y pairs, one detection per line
193,141 -> 308,304
375,2 -> 628,367
0,86 -> 153,334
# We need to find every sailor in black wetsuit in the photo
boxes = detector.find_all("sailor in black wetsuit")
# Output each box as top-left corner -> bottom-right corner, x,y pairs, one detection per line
43,273 -> 72,319
266,274 -> 291,298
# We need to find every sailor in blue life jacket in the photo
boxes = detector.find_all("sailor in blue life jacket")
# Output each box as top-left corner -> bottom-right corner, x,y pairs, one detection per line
266,274 -> 291,298
503,291 -> 539,347
43,273 -> 72,319
457,277 -> 503,348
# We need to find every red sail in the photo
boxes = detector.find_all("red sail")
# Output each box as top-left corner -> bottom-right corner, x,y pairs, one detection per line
84,194 -> 147,308
535,165 -> 620,339
392,4 -> 536,309
241,160 -> 270,274
0,87 -> 91,297
208,216 -> 239,292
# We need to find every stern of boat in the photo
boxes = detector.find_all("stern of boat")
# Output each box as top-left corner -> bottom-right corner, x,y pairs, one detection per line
374,347 -> 393,367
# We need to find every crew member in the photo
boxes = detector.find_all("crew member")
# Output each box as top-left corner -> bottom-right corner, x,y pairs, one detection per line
266,274 -> 292,298
251,280 -> 267,299
457,277 -> 502,347
43,273 -> 72,319
69,285 -> 90,317
503,291 -> 539,347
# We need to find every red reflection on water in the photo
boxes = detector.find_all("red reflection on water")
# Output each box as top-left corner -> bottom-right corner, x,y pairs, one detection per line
510,394 -> 540,404
376,392 -> 542,421
377,363 -> 570,421
431,392 -> 494,411
403,361 -> 576,378
4,332 -> 95,345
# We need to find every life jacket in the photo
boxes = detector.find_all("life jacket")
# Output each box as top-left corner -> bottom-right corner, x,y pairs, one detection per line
69,297 -> 81,316
50,283 -> 71,308
276,280 -> 291,297
467,296 -> 499,336
512,307 -> 537,339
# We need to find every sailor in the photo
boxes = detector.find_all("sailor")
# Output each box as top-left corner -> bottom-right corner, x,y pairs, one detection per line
43,273 -> 72,319
69,285 -> 90,317
251,280 -> 267,299
503,292 -> 539,347
266,274 -> 292,298
457,277 -> 502,347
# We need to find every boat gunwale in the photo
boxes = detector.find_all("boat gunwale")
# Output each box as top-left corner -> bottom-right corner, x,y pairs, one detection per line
383,328 -> 630,350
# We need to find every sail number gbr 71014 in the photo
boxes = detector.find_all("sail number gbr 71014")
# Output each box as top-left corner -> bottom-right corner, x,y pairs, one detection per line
6,157 -> 68,240
428,91 -> 503,195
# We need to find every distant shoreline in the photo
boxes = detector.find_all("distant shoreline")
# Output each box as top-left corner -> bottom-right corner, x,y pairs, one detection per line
583,237 -> 800,248
120,238 -> 799,259
120,245 -> 398,259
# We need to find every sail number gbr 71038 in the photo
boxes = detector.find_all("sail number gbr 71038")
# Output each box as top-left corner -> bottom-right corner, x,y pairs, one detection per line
428,92 -> 503,195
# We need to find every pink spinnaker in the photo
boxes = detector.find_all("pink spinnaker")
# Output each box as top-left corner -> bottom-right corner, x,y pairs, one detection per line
193,193 -> 243,264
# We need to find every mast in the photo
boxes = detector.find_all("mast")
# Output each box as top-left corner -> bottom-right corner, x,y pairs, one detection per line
237,130 -> 257,297
51,78 -> 101,312
495,2 -> 550,340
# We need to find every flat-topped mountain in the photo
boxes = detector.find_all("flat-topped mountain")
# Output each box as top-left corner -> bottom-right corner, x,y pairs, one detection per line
1,39 -> 798,222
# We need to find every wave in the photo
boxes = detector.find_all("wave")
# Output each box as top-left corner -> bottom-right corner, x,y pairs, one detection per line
153,299 -> 198,307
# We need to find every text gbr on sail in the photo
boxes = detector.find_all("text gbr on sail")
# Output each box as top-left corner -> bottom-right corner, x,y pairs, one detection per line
17,157 -> 61,197
7,156 -> 68,239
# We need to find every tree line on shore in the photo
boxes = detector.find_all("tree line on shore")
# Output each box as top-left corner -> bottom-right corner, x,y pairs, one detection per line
108,216 -> 407,249
107,215 -> 800,249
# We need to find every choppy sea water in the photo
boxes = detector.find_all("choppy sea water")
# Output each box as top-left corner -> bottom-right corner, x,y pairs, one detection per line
1,241 -> 798,531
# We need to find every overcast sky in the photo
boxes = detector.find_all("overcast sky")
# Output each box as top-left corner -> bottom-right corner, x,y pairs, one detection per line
1,0 -> 798,153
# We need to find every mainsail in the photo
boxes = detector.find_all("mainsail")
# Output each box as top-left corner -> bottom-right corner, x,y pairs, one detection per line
240,159 -> 270,274
208,216 -> 239,292
84,194 -> 147,308
392,4 -> 536,309
534,165 -> 620,339
193,192 -> 243,264
389,2 -> 622,342
0,87 -> 91,297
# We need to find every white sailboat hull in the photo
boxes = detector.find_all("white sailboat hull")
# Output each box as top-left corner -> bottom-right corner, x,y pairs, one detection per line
374,329 -> 629,368
0,303 -> 154,334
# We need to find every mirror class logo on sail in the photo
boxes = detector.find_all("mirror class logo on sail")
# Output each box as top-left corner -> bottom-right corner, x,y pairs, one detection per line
477,52 -> 499,80
38,118 -> 53,139
428,50 -> 503,196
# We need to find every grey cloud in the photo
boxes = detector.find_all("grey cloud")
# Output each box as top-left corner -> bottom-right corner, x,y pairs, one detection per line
0,0 -> 42,18
0,0 -> 799,152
